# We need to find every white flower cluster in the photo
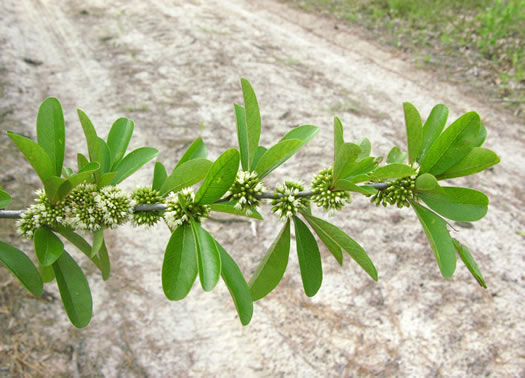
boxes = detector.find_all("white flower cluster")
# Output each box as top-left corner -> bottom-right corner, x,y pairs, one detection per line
17,189 -> 66,239
311,167 -> 351,214
271,181 -> 309,221
163,188 -> 210,229
225,170 -> 264,214
17,184 -> 135,238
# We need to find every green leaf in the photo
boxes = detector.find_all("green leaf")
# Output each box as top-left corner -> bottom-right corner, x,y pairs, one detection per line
278,125 -> 319,167
418,187 -> 488,222
159,158 -> 212,196
111,147 -> 159,185
333,143 -> 361,184
0,188 -> 11,208
77,109 -> 98,163
333,180 -> 377,195
91,229 -> 104,258
34,227 -> 64,266
95,137 -> 111,176
52,250 -> 93,328
62,167 -> 74,178
357,138 -> 371,160
77,153 -> 89,172
365,163 -> 416,181
403,102 -> 423,165
209,201 -> 263,220
333,117 -> 345,163
0,241 -> 43,297
176,137 -> 208,168
7,131 -> 54,184
294,216 -> 323,297
191,221 -> 221,292
54,225 -> 110,280
420,112 -> 481,176
418,104 -> 448,163
436,147 -> 500,180
340,156 -> 376,180
303,213 -> 343,265
254,139 -> 302,178
65,162 -> 100,189
248,220 -> 291,301
240,79 -> 261,168
234,104 -> 250,171
252,146 -> 267,169
217,242 -> 253,325
386,146 -> 407,164
415,173 -> 439,192
195,149 -> 240,204
412,202 -> 457,278
152,161 -> 168,192
37,97 -> 65,176
44,176 -> 68,203
97,172 -> 117,188
302,215 -> 377,280
162,224 -> 198,300
107,118 -> 134,168
39,263 -> 55,283
453,239 -> 486,288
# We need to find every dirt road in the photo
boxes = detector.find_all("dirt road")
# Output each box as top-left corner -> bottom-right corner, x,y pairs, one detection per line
1,0 -> 524,376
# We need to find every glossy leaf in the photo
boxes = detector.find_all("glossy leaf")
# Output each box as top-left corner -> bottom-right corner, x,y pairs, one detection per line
191,221 -> 221,292
91,229 -> 104,258
0,188 -> 11,208
436,147 -> 500,180
159,158 -> 212,196
334,180 -> 377,195
241,79 -> 261,168
333,143 -> 361,184
415,173 -> 439,192
152,161 -> 168,192
234,104 -> 250,171
95,137 -> 111,176
39,263 -> 55,283
97,172 -> 117,188
366,163 -> 416,181
77,109 -> 98,163
252,146 -> 267,169
111,147 -> 159,185
418,104 -> 448,163
77,153 -> 89,172
419,187 -> 488,222
37,97 -> 65,176
65,162 -> 100,189
7,131 -> 54,184
248,220 -> 291,301
53,250 -> 93,328
357,138 -> 371,160
294,216 -> 323,297
162,224 -> 198,300
34,227 -> 64,266
333,117 -> 345,163
403,102 -> 423,165
340,156 -> 376,180
209,201 -> 263,220
303,215 -> 377,280
278,125 -> 319,168
176,137 -> 208,168
420,112 -> 481,176
107,118 -> 134,167
54,225 -> 110,280
44,176 -> 68,203
217,242 -> 253,325
303,213 -> 343,265
254,139 -> 302,178
386,146 -> 407,164
412,202 -> 456,278
0,241 -> 43,297
195,148 -> 239,204
453,239 -> 486,288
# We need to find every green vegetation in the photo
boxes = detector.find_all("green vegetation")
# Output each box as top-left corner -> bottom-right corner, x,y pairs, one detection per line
283,0 -> 524,109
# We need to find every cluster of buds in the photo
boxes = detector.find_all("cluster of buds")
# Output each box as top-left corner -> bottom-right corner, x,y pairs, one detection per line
271,181 -> 309,220
131,187 -> 164,227
17,189 -> 66,239
64,184 -> 134,231
225,171 -> 264,214
163,188 -> 210,229
311,167 -> 351,214
370,177 -> 416,208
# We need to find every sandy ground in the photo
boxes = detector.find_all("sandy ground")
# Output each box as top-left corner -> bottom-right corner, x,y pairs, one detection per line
1,0 -> 524,376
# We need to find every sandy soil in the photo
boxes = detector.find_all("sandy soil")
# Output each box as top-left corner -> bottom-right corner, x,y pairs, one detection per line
1,0 -> 524,376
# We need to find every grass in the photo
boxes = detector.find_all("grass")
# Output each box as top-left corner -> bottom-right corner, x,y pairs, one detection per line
281,0 -> 525,112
